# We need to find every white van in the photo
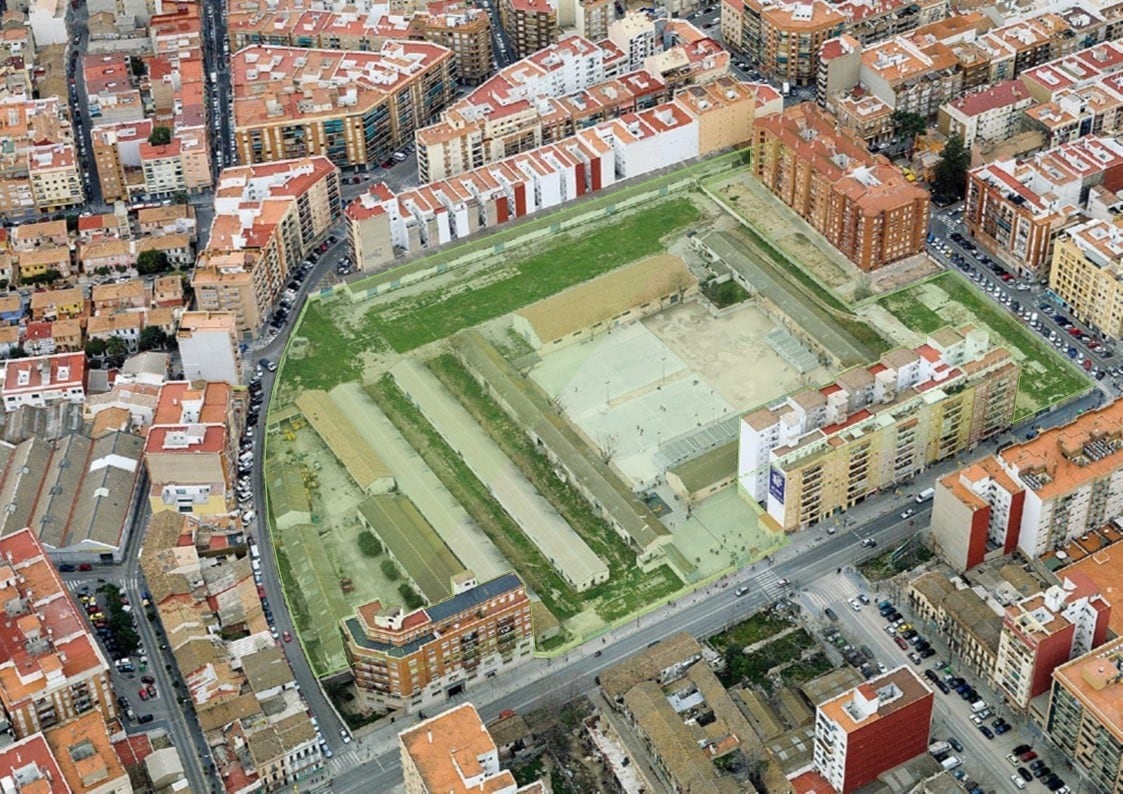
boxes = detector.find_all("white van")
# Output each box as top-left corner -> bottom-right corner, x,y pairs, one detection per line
940,756 -> 962,771
915,488 -> 935,503
970,700 -> 988,713
251,558 -> 261,573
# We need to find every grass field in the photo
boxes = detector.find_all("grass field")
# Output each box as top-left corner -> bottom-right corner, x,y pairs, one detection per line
282,198 -> 702,392
366,198 -> 701,353
429,353 -> 682,621
876,272 -> 1089,420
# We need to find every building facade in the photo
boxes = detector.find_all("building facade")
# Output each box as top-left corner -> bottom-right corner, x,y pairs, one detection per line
995,578 -> 1110,710
342,573 -> 534,713
192,157 -> 342,334
964,135 -> 1123,277
739,326 -> 1019,532
177,311 -> 243,385
813,666 -> 933,793
1049,218 -> 1123,339
1047,636 -> 1123,793
753,103 -> 929,272
231,44 -> 456,170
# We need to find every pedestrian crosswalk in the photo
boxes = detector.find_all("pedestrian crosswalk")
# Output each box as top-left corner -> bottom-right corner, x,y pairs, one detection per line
753,569 -> 792,602
61,575 -> 144,595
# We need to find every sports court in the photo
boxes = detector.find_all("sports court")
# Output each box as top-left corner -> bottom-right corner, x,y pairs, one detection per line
529,301 -> 831,490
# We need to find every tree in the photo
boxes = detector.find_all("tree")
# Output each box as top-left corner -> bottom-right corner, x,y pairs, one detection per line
932,133 -> 971,204
129,56 -> 146,77
105,336 -> 128,367
136,249 -> 170,275
22,269 -> 62,286
891,110 -> 927,155
357,530 -> 382,558
85,338 -> 108,358
138,325 -> 170,352
172,190 -> 189,205
148,126 -> 172,146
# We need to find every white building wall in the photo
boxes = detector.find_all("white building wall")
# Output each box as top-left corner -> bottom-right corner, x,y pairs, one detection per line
28,7 -> 66,46
179,329 -> 239,384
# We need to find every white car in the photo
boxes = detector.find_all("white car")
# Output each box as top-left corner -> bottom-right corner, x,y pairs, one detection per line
340,728 -> 352,743
270,626 -> 279,639
848,598 -> 862,611
242,510 -> 256,522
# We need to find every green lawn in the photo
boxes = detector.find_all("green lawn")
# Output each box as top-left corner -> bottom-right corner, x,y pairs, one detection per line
363,198 -> 701,353
877,272 -> 1089,419
709,610 -> 793,653
279,197 -> 702,391
280,301 -> 381,391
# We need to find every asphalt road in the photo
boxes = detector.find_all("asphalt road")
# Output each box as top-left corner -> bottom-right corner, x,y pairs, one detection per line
811,575 -> 1075,793
928,208 -> 1118,401
323,506 -> 929,791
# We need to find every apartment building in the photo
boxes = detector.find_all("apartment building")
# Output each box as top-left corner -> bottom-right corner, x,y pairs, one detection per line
145,381 -> 241,515
995,577 -> 1110,710
937,80 -> 1034,149
0,95 -> 76,216
28,144 -> 85,213
90,119 -> 154,204
400,703 -> 546,794
351,78 -> 755,269
0,528 -> 115,737
813,667 -> 933,794
753,103 -> 930,272
931,457 -> 1024,570
723,0 -> 844,86
231,43 -> 456,170
415,25 -> 724,182
1049,218 -> 1123,339
860,33 -> 963,120
1,352 -> 86,411
192,156 -> 342,334
1047,636 -> 1123,793
1013,400 -> 1123,557
177,311 -> 242,385
499,0 -> 558,59
226,0 -> 494,85
342,573 -> 534,712
43,711 -> 132,794
964,135 -> 1123,277
416,35 -> 611,181
834,0 -> 947,46
0,733 -> 70,793
738,326 -> 1019,532
908,571 -> 1002,683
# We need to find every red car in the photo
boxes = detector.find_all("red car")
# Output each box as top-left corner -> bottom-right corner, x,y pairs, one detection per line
138,688 -> 148,701
894,636 -> 909,650
78,563 -> 92,571
282,631 -> 292,643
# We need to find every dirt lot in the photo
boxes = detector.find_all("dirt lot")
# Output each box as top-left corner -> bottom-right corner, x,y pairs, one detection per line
709,172 -> 942,302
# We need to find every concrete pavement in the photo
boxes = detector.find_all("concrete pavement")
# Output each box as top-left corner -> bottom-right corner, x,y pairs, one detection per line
330,383 -> 509,582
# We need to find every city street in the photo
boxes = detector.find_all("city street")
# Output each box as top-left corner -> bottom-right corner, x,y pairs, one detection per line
928,208 -> 1118,404
807,579 -> 1071,794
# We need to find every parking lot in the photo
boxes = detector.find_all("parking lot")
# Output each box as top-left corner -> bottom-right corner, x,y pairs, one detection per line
928,209 -> 1113,395
803,574 -> 1075,794
70,580 -> 167,726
